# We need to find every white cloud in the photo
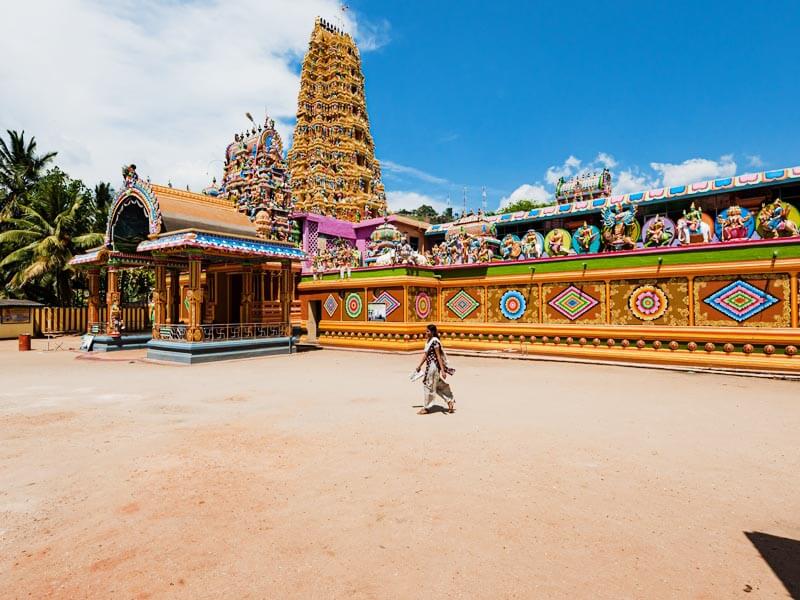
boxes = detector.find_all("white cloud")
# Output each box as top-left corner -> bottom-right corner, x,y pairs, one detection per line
380,160 -> 449,185
650,155 -> 737,188
0,0 -> 380,191
746,154 -> 764,168
386,191 -> 447,213
595,152 -> 618,169
614,168 -> 659,195
498,183 -> 552,210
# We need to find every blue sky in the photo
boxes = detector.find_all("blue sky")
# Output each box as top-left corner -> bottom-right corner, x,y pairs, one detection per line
2,0 -> 799,214
352,0 -> 800,212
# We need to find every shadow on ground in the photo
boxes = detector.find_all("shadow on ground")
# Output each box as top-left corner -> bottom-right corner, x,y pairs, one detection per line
745,531 -> 800,598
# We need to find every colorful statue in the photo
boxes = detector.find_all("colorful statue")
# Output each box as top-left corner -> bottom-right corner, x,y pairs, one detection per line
716,205 -> 753,241
600,202 -> 639,251
520,230 -> 543,259
757,200 -> 800,238
573,222 -> 600,254
642,214 -> 675,247
676,202 -> 711,244
545,228 -> 572,256
501,235 -> 523,260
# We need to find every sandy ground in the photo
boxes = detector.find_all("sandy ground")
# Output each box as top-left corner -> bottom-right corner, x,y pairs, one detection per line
0,339 -> 799,599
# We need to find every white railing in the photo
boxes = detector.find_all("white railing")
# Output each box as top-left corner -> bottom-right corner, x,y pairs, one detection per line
155,323 -> 289,342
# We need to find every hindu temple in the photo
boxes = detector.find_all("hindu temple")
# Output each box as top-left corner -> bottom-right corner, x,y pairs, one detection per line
288,18 -> 387,222
71,16 -> 800,372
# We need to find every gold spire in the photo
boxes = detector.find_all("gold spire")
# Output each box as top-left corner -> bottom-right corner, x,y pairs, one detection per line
288,18 -> 386,222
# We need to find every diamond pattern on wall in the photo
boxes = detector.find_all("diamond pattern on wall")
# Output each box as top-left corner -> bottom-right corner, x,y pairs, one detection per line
372,291 -> 401,316
446,289 -> 480,320
323,293 -> 338,317
703,279 -> 778,322
548,285 -> 599,321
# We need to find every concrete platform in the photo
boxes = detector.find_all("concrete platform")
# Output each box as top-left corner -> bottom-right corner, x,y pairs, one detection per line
90,333 -> 151,352
146,336 -> 294,364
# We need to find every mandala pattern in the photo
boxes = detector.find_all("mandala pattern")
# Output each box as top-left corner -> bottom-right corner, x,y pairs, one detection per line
548,285 -> 599,321
415,292 -> 431,319
628,284 -> 669,321
446,289 -> 480,320
323,293 -> 338,318
373,291 -> 401,316
499,290 -> 526,320
344,292 -> 363,319
703,279 -> 779,322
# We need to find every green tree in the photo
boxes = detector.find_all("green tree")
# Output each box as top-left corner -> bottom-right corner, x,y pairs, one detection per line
498,199 -> 553,214
0,130 -> 57,216
413,204 -> 438,222
93,182 -> 113,230
0,168 -> 104,304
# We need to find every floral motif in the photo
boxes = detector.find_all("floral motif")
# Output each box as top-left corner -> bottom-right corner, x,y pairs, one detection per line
628,284 -> 669,321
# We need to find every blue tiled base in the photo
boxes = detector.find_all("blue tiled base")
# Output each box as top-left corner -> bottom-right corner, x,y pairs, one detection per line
91,333 -> 152,352
146,336 -> 294,364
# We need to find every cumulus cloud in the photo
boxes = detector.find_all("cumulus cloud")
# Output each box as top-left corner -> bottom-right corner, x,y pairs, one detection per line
545,155 -> 581,185
595,152 -> 618,169
386,191 -> 448,213
498,184 -> 551,210
0,0 -> 379,191
650,155 -> 737,188
746,154 -> 764,168
614,168 -> 659,195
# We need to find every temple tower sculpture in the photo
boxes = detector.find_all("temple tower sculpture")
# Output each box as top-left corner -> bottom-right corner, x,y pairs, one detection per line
211,114 -> 293,241
288,17 -> 387,222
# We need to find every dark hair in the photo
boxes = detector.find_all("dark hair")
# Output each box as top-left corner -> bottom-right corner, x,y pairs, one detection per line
427,324 -> 439,338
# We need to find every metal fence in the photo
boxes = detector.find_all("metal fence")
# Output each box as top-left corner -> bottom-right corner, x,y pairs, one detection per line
156,322 -> 290,342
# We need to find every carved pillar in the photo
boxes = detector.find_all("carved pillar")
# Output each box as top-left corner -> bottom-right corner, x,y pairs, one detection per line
87,269 -> 100,331
280,261 -> 291,335
165,269 -> 174,324
152,265 -> 167,338
241,266 -> 253,324
186,258 -> 204,342
106,266 -> 121,336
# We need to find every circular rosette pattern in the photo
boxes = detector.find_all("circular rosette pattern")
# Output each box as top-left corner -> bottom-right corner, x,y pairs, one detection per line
628,284 -> 668,322
415,292 -> 431,319
344,292 -> 363,319
499,290 -> 526,320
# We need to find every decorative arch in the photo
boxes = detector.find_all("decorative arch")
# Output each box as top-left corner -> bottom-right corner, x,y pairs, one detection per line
105,177 -> 162,247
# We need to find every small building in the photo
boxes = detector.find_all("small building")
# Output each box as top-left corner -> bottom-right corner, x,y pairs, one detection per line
0,299 -> 42,340
70,118 -> 306,364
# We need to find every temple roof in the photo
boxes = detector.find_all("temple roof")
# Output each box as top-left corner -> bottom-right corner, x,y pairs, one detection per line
151,184 -> 257,238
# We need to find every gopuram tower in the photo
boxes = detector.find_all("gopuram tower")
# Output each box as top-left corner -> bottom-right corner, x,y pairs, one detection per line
288,18 -> 387,222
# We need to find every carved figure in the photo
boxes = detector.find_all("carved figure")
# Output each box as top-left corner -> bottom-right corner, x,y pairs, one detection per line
757,200 -> 799,238
676,202 -> 711,244
643,214 -> 674,247
601,202 -> 638,251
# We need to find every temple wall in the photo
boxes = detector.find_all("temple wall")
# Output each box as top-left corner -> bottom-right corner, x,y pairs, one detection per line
298,241 -> 800,372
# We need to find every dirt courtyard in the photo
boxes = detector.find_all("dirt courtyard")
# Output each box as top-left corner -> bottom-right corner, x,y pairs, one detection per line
1,340 -> 798,599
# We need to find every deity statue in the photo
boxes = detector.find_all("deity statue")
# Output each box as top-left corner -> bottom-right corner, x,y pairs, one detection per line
122,164 -> 139,187
643,214 -> 674,247
573,221 -> 599,253
521,230 -> 543,259
757,200 -> 799,238
676,202 -> 711,244
717,205 -> 752,241
548,229 -> 570,256
501,235 -> 523,261
601,202 -> 638,251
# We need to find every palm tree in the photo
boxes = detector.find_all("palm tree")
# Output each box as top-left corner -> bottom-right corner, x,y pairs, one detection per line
93,182 -> 113,230
0,168 -> 104,304
0,130 -> 57,216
